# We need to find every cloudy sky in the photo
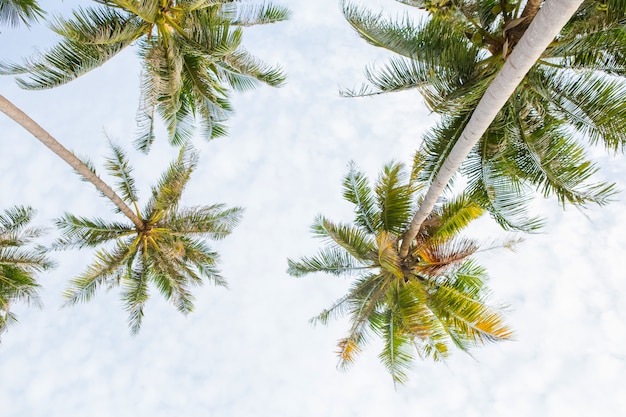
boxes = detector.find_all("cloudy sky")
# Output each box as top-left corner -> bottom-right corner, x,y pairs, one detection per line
1,1 -> 625,415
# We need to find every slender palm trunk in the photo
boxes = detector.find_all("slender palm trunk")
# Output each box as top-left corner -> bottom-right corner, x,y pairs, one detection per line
399,0 -> 584,258
0,95 -> 144,230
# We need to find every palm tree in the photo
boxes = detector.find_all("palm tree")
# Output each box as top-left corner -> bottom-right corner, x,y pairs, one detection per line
2,0 -> 290,151
341,0 -> 625,246
0,0 -> 44,27
288,161 -> 512,384
0,96 -> 242,333
0,205 -> 53,341
57,143 -> 243,334
1,95 -> 145,229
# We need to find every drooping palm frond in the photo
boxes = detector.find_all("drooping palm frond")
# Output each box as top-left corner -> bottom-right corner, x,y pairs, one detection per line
0,206 -> 52,341
288,162 -> 512,383
341,0 -> 626,235
0,0 -> 44,27
226,2 -> 291,26
4,0 -> 290,151
58,143 -> 242,334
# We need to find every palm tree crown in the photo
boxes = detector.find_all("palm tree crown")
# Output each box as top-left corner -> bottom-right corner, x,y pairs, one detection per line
342,0 -> 625,231
0,205 -> 53,341
2,0 -> 290,151
288,161 -> 512,384
57,144 -> 243,334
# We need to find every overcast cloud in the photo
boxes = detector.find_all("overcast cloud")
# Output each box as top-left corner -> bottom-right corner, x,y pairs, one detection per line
1,1 -> 625,416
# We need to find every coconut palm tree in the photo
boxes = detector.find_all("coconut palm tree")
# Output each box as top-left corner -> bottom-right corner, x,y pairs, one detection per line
0,205 -> 53,341
0,0 -> 44,27
341,0 -> 625,245
288,161 -> 512,384
2,0 -> 290,151
0,96 -> 242,333
55,143 -> 243,334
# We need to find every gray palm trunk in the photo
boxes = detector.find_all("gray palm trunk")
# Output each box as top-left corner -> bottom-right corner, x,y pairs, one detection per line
0,95 -> 144,229
399,0 -> 585,258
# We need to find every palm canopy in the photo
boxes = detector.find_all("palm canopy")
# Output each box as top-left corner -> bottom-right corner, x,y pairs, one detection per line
0,205 -> 53,341
56,143 -> 243,334
342,0 -> 625,231
288,161 -> 512,384
2,0 -> 290,151
0,0 -> 44,27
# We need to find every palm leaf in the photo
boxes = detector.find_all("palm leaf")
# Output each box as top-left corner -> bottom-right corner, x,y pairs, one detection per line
104,142 -> 140,205
0,0 -> 44,27
54,214 -> 134,249
311,216 -> 376,261
342,162 -> 379,234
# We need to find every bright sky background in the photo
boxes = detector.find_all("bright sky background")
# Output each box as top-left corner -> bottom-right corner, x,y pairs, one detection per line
1,1 -> 625,415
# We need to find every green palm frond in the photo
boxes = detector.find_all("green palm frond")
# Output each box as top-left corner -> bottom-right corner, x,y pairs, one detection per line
543,70 -> 626,152
220,50 -> 286,87
342,162 -> 379,234
311,215 -> 376,260
104,142 -> 140,206
290,163 -> 512,382
227,2 -> 291,26
377,302 -> 415,385
287,247 -> 368,277
147,145 -> 198,216
51,6 -> 144,45
342,0 -> 625,232
0,0 -> 44,27
54,214 -> 135,249
428,194 -> 483,241
428,280 -> 512,346
6,0 -> 290,150
0,206 -> 51,341
415,113 -> 471,187
463,153 -> 544,232
63,238 -> 137,305
58,143 -> 240,333
342,2 -> 423,57
168,205 -> 243,238
376,162 -> 414,234
121,256 -> 149,335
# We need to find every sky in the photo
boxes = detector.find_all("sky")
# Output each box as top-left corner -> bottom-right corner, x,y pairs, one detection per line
1,1 -> 625,416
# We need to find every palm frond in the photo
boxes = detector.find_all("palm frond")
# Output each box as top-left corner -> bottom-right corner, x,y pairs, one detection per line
544,70 -> 626,152
287,246 -> 370,277
121,256 -> 149,335
342,2 -> 423,57
428,279 -> 512,346
227,2 -> 291,26
414,237 -> 478,276
376,162 -> 414,234
311,216 -> 376,261
377,303 -> 415,385
168,205 -> 243,238
1,35 -> 134,90
342,162 -> 379,234
0,0 -> 44,27
147,145 -> 198,216
63,239 -> 136,305
51,6 -> 145,45
54,213 -> 134,249
104,141 -> 140,205
429,193 -> 483,241
220,50 -> 286,87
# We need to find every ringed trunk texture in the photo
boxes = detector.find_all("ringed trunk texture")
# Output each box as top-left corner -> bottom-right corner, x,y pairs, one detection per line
399,0 -> 584,258
0,95 -> 144,230
507,0 -> 545,45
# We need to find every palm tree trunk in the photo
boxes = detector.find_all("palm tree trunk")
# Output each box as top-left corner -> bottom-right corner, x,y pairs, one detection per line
0,95 -> 144,230
399,0 -> 584,258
